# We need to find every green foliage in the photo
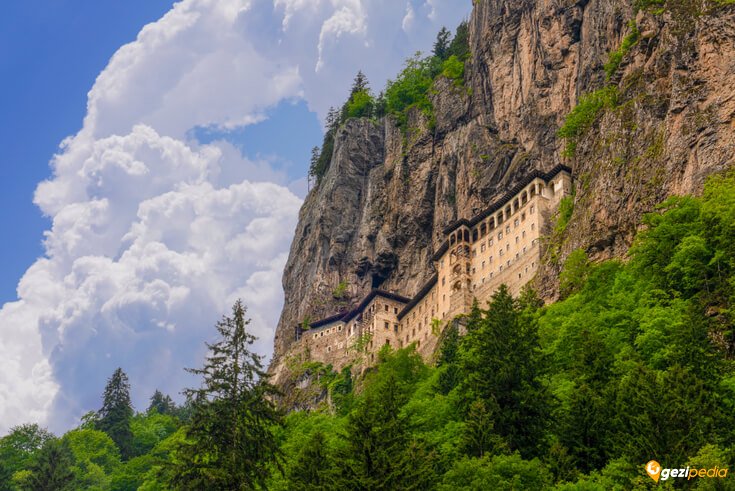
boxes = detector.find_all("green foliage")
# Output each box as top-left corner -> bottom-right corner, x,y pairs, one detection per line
344,89 -> 374,119
5,172 -> 735,489
21,438 -> 76,491
554,195 -> 575,235
332,280 -> 348,299
433,27 -> 452,60
96,368 -> 135,460
457,285 -> 551,458
559,249 -> 590,299
447,21 -> 470,61
441,55 -> 465,85
384,53 -> 436,129
0,424 -> 54,487
165,300 -> 282,490
146,390 -> 176,416
558,87 -> 619,156
439,453 -> 552,491
604,21 -> 640,79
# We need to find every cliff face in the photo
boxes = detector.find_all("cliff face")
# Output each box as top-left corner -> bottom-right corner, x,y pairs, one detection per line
272,0 -> 735,362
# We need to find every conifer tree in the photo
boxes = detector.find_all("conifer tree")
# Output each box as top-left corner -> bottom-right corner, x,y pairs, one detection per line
147,390 -> 176,415
342,373 -> 436,489
432,27 -> 452,60
349,70 -> 369,97
287,431 -> 338,490
22,439 -> 76,491
96,368 -> 134,459
447,21 -> 470,61
308,145 -> 321,180
167,300 -> 282,490
458,285 -> 550,457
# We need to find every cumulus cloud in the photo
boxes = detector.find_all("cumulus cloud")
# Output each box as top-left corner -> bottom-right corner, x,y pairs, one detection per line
0,0 -> 470,433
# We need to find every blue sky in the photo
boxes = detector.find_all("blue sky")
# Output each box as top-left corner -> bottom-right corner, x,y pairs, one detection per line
0,1 -> 175,304
0,0 -> 471,433
0,1 -> 324,305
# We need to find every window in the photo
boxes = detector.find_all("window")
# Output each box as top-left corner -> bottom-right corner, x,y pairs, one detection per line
499,249 -> 504,257
499,265 -> 503,272
506,244 -> 510,251
394,307 -> 398,314
488,239 -> 493,247
522,231 -> 526,238
480,244 -> 486,253
384,321 -> 389,329
442,276 -> 445,286
506,226 -> 510,234
521,212 -> 526,221
515,236 -> 519,244
531,223 -> 535,230
385,304 -> 389,312
507,260 -> 511,267
482,261 -> 485,269
498,232 -> 503,240
489,256 -> 493,263
472,267 -> 476,274
530,206 -> 535,213
514,218 -> 519,227
516,253 -> 519,259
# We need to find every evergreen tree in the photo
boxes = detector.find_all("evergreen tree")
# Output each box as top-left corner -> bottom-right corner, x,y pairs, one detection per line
342,373 -> 436,489
433,27 -> 452,60
22,439 -> 76,491
308,145 -> 321,180
447,21 -> 470,61
147,390 -> 176,415
348,70 -> 369,97
436,321 -> 460,394
287,431 -> 338,490
97,368 -> 134,460
167,300 -> 282,490
374,91 -> 387,119
462,399 -> 507,458
458,285 -> 550,457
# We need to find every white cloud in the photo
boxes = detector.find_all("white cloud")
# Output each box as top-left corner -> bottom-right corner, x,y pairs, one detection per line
0,0 -> 470,434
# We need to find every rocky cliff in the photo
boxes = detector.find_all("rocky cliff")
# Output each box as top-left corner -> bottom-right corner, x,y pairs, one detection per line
271,0 -> 735,365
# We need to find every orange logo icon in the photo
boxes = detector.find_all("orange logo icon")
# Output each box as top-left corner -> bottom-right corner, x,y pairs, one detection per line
647,460 -> 662,482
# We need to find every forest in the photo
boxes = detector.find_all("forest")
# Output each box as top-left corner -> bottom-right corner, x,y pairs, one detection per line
1,167 -> 733,489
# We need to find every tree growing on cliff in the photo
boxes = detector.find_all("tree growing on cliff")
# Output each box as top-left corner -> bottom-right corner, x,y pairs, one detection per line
96,368 -> 134,460
166,300 -> 282,490
433,27 -> 452,60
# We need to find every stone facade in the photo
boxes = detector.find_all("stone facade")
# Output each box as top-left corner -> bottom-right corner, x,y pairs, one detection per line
289,166 -> 572,371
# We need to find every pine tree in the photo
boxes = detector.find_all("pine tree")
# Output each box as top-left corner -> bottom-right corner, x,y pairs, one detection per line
341,373 -> 436,489
167,300 -> 282,490
325,106 -> 340,132
447,21 -> 470,61
436,321 -> 460,394
308,146 -> 321,179
458,285 -> 550,457
433,27 -> 452,60
22,439 -> 76,491
147,390 -> 176,415
96,368 -> 134,460
287,431 -> 338,490
349,70 -> 369,97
